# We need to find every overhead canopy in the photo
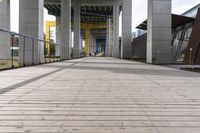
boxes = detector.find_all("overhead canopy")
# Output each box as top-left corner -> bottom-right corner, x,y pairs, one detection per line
136,14 -> 195,30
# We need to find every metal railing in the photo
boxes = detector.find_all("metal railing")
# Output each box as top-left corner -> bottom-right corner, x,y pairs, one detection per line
0,28 -> 64,71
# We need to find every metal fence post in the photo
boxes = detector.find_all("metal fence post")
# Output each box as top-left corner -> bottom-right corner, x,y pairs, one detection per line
39,41 -> 41,64
11,35 -> 14,69
23,37 -> 26,66
32,39 -> 34,65
53,44 -> 56,62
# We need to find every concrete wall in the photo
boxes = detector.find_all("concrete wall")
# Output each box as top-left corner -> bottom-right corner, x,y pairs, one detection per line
0,0 -> 10,61
147,0 -> 171,64
19,0 -> 44,66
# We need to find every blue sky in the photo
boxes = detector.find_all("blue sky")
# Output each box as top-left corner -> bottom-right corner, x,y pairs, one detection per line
10,0 -> 200,33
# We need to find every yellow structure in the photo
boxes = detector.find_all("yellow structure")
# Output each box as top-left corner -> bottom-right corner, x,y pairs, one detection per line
45,21 -> 106,56
82,23 -> 106,55
45,21 -> 56,55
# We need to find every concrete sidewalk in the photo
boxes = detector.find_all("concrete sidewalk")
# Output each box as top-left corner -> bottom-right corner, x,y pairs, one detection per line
0,57 -> 200,133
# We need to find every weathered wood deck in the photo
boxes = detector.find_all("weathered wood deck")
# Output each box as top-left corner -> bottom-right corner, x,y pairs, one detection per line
0,57 -> 200,133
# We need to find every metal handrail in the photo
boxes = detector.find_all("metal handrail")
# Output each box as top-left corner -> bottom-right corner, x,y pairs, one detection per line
0,28 -> 62,46
0,28 -> 63,70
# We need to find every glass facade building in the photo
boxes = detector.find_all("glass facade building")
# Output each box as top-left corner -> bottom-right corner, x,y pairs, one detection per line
171,22 -> 193,63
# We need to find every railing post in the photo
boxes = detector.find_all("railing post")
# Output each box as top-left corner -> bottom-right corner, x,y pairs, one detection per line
49,42 -> 51,63
39,41 -> 41,64
32,39 -> 34,65
57,45 -> 59,62
45,42 -> 47,63
23,37 -> 26,67
11,34 -> 14,69
53,44 -> 56,62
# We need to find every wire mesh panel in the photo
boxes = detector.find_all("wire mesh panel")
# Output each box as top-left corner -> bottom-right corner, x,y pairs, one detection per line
11,34 -> 19,68
0,31 -> 11,69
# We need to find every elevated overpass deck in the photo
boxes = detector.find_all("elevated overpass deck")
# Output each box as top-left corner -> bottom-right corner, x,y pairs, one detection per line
0,57 -> 200,132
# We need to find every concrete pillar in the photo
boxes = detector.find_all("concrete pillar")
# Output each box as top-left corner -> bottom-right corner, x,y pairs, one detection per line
56,16 -> 61,57
112,5 -> 119,58
19,0 -> 44,66
106,17 -> 112,57
90,31 -> 94,55
93,35 -> 97,54
121,0 -> 132,59
147,0 -> 171,64
73,5 -> 81,58
61,0 -> 71,60
0,0 -> 10,62
85,29 -> 90,56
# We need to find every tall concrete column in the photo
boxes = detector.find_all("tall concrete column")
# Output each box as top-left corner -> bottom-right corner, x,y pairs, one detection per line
0,0 -> 10,62
19,0 -> 44,66
85,29 -> 90,56
93,35 -> 97,54
73,5 -> 81,58
147,0 -> 171,64
61,0 -> 71,60
121,0 -> 132,59
90,31 -> 94,55
106,17 -> 112,57
112,5 -> 119,58
56,16 -> 61,57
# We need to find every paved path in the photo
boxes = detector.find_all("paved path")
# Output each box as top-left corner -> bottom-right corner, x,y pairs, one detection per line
0,57 -> 200,133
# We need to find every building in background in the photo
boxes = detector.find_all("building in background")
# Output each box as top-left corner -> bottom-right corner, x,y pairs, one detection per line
131,4 -> 200,65
132,29 -> 146,39
182,3 -> 200,18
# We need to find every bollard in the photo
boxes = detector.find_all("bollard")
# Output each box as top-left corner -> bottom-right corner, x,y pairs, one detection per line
157,50 -> 160,64
189,48 -> 193,65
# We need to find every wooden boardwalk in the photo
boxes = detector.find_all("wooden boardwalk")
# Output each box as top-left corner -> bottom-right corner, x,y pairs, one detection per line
0,57 -> 200,133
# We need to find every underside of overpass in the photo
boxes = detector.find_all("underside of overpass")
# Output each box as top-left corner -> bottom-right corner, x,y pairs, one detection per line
44,0 -> 126,58
45,0 -> 115,57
